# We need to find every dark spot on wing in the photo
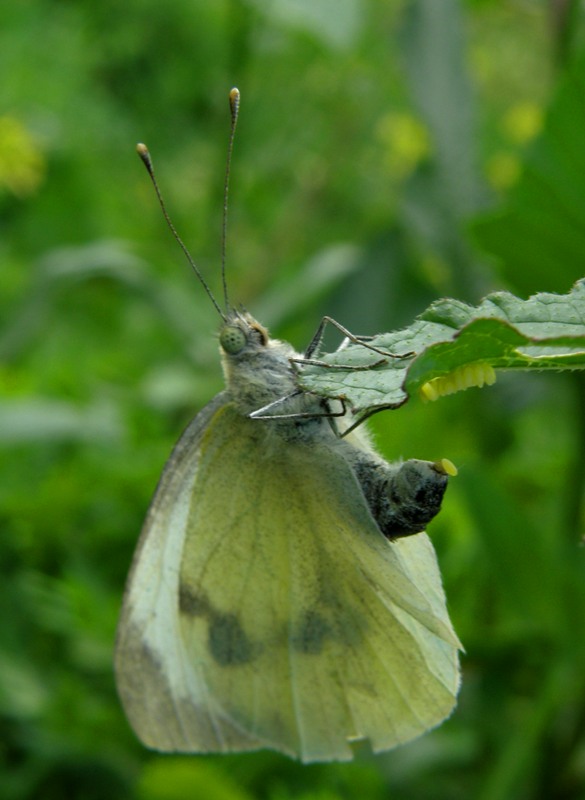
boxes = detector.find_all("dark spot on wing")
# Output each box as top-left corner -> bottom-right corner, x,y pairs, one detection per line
292,610 -> 332,655
178,587 -> 258,667
209,613 -> 254,666
178,585 -> 210,617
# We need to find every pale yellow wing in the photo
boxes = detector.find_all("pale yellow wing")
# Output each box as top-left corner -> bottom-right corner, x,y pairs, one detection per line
116,393 -> 267,754
116,400 -> 460,762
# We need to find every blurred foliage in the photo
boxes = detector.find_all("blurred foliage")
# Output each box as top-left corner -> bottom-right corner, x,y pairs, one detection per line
1,0 -> 585,799
472,46 -> 585,295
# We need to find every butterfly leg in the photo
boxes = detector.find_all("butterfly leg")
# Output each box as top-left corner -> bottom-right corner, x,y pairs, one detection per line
249,392 -> 348,420
303,316 -> 400,360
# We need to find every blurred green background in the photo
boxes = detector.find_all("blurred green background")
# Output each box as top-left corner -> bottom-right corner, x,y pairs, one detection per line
2,1 -> 585,798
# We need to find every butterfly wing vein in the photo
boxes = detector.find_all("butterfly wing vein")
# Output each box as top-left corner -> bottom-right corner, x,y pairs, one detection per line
115,397 -> 460,762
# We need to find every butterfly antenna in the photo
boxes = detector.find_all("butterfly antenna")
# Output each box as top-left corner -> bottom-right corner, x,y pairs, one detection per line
221,87 -> 240,313
136,142 -> 226,321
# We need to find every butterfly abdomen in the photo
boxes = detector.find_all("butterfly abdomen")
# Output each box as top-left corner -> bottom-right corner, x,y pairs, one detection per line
350,453 -> 449,539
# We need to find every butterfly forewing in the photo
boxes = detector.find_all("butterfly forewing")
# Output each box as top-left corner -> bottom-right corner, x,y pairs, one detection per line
116,394 -> 267,753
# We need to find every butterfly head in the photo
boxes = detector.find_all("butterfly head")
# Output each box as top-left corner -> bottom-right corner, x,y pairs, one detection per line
218,311 -> 300,416
219,311 -> 269,356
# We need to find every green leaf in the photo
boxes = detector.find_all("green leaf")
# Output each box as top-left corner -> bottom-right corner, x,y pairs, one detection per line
297,280 -> 585,419
471,49 -> 585,294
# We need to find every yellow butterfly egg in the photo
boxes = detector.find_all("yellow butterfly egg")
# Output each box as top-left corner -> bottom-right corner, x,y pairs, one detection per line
419,362 -> 496,403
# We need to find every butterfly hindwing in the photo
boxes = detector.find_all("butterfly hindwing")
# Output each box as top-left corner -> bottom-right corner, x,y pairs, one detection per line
116,399 -> 460,762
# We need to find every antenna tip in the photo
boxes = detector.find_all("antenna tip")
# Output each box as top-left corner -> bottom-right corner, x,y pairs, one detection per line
136,142 -> 153,170
229,88 -> 240,121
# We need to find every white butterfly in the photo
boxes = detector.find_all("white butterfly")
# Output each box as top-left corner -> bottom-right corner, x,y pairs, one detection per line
115,99 -> 461,762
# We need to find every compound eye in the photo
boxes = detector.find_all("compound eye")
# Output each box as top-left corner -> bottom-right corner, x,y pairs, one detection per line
220,325 -> 247,354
